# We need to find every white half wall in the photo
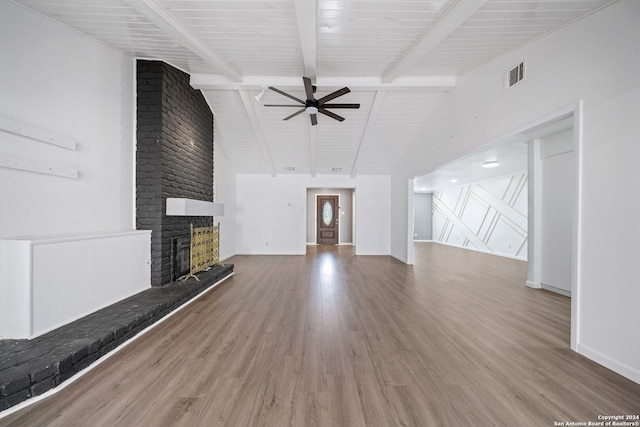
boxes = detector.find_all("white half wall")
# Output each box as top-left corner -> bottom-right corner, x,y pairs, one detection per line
236,174 -> 390,255
1,231 -> 151,339
392,0 -> 640,383
432,173 -> 528,260
0,2 -> 135,237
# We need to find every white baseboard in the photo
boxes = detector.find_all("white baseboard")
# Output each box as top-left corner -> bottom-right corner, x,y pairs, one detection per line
577,342 -> 640,386
430,241 -> 527,262
526,280 -> 542,289
306,242 -> 354,246
390,254 -> 408,264
541,283 -> 571,297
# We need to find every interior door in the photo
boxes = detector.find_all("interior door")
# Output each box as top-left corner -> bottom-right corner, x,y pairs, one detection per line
317,195 -> 339,245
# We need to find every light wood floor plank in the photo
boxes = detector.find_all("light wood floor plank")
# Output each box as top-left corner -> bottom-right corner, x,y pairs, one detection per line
1,243 -> 639,426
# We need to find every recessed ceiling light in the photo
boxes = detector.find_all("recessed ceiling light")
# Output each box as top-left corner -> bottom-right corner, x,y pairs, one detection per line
450,179 -> 458,183
482,161 -> 500,168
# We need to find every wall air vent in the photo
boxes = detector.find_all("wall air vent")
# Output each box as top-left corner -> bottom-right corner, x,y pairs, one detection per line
505,61 -> 525,88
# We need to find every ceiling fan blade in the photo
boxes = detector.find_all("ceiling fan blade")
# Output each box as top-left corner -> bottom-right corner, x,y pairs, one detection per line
310,113 -> 318,126
303,77 -> 315,102
317,87 -> 350,105
264,104 -> 305,107
318,108 -> 345,122
283,108 -> 306,120
320,103 -> 360,109
268,86 -> 305,104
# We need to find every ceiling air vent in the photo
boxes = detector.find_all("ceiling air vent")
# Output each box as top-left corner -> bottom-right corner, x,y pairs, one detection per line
505,61 -> 525,88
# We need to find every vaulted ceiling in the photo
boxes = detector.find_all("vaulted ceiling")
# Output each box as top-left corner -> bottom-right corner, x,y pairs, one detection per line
13,0 -> 615,178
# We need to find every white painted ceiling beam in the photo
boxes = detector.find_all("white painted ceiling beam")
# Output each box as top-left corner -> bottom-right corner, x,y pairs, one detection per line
351,91 -> 386,178
294,0 -> 317,80
238,90 -> 278,177
381,0 -> 488,83
190,75 -> 455,91
124,0 -> 242,82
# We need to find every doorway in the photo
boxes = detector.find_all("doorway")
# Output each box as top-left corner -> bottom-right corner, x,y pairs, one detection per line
306,188 -> 354,246
316,195 -> 339,245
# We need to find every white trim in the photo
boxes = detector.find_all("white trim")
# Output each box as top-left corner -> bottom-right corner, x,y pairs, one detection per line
577,343 -> 640,386
541,283 -> 571,297
390,254 -> 408,264
431,240 -> 527,262
0,116 -> 77,150
1,230 -> 151,245
406,178 -> 415,265
0,272 -> 234,420
571,101 -> 583,353
190,74 -> 456,92
526,280 -> 542,289
0,156 -> 78,179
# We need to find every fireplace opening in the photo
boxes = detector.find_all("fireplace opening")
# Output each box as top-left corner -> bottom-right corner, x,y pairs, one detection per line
171,236 -> 190,281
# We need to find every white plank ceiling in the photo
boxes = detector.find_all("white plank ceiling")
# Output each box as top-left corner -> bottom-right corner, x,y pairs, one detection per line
12,0 -> 616,178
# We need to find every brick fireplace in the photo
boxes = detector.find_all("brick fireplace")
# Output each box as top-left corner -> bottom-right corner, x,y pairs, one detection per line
135,60 -> 214,286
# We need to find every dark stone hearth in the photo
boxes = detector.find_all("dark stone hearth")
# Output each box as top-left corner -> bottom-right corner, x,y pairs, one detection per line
0,265 -> 233,412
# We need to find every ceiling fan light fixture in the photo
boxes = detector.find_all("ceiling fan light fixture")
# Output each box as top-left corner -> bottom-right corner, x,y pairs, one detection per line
265,77 -> 359,125
254,87 -> 266,102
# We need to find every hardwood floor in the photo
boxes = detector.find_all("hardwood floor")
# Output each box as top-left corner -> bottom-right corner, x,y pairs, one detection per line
2,243 -> 639,426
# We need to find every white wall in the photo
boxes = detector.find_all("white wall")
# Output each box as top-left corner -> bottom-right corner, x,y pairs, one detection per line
236,174 -> 390,255
214,145 -> 237,261
0,2 -> 135,237
391,0 -> 640,383
432,173 -> 528,260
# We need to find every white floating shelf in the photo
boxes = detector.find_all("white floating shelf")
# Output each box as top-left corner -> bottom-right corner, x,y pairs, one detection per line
0,116 -> 77,150
166,198 -> 224,216
0,156 -> 78,179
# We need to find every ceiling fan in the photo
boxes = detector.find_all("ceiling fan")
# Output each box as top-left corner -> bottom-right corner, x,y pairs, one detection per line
264,77 -> 360,126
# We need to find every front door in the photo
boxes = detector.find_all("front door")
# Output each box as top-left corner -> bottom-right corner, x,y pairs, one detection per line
317,195 -> 339,245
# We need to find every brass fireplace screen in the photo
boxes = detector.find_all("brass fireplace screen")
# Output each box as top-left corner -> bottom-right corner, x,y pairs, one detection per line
183,223 -> 221,282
